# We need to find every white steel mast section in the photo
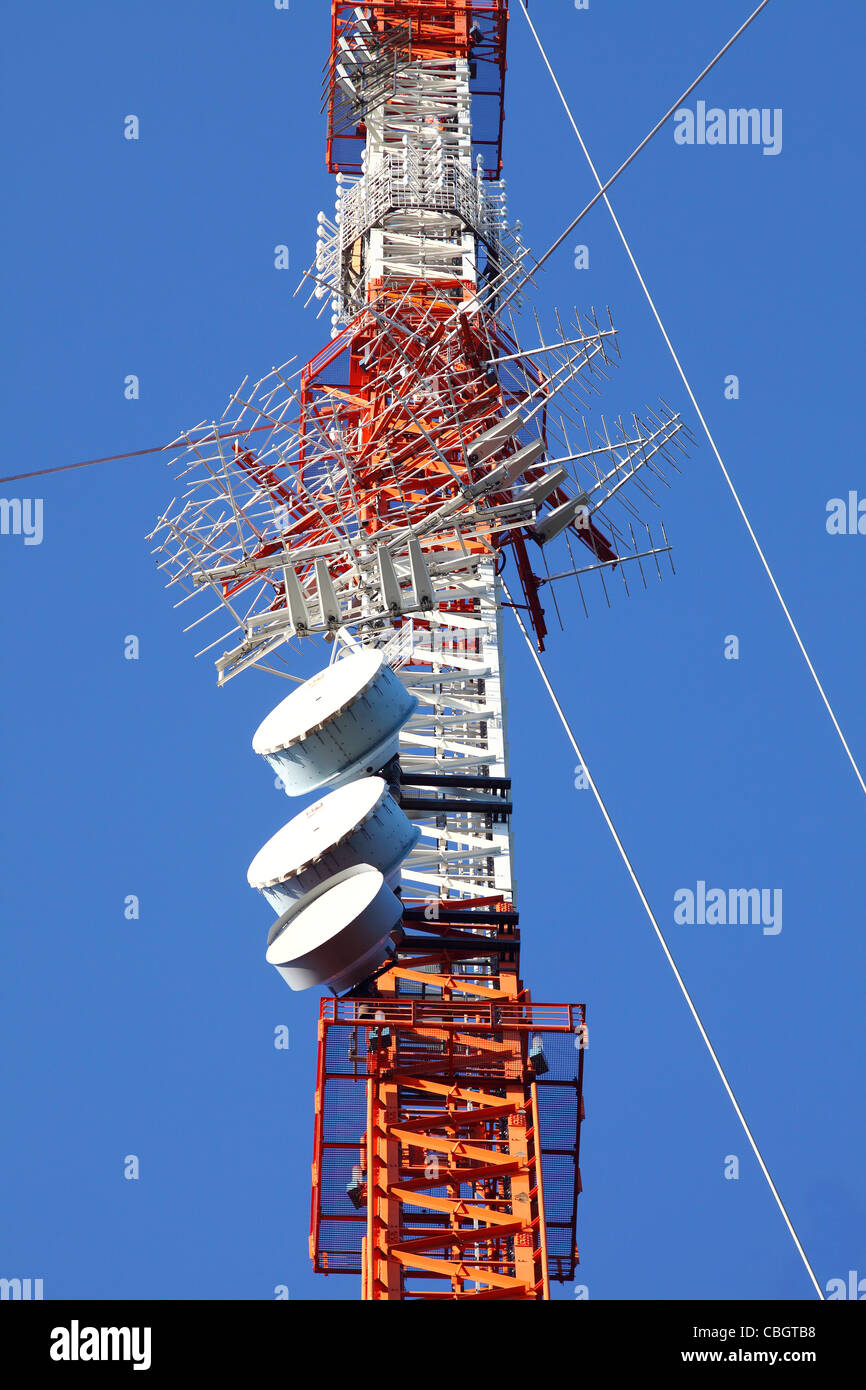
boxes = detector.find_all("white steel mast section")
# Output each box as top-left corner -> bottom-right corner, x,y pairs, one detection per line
335,38 -> 516,945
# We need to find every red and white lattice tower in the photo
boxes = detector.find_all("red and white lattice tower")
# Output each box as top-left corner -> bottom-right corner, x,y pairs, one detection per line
150,1 -> 692,1300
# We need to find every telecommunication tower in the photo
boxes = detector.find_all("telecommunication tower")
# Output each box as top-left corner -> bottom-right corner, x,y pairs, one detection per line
150,1 -> 692,1299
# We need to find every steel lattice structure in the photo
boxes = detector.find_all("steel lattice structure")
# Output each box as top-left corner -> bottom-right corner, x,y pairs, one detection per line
150,0 -> 692,1300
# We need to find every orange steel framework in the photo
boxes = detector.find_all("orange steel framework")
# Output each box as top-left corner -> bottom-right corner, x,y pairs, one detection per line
325,1 -> 509,177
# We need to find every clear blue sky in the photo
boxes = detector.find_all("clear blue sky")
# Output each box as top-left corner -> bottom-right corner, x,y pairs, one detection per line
1,0 -> 863,1301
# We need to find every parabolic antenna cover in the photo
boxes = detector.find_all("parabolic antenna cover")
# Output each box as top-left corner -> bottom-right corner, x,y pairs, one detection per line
265,864 -> 402,992
247,775 -> 419,913
252,649 -> 417,796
